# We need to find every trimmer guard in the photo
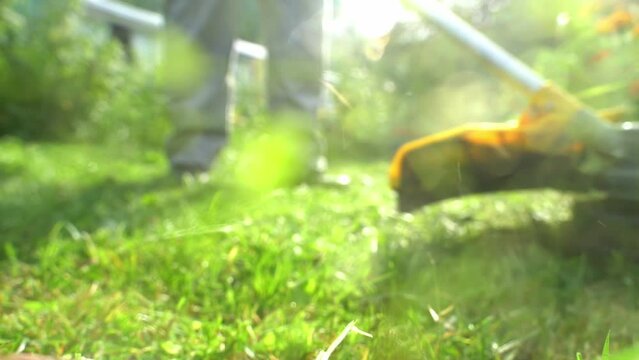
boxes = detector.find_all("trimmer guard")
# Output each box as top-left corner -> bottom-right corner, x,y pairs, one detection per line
390,122 -> 587,212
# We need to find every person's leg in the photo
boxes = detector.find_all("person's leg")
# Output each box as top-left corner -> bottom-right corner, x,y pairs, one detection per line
260,0 -> 326,176
164,0 -> 235,174
261,0 -> 324,115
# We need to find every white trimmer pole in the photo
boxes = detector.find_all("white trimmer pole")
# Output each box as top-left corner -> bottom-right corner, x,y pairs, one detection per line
83,0 -> 165,34
404,0 -> 546,93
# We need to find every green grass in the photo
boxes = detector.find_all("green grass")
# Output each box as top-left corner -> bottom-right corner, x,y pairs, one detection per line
2,137 -> 639,359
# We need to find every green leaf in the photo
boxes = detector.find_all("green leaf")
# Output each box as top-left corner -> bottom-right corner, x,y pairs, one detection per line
262,332 -> 277,350
602,331 -> 611,360
161,341 -> 182,356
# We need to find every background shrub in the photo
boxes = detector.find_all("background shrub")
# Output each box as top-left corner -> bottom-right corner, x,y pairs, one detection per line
0,0 -> 168,146
0,0 -> 636,153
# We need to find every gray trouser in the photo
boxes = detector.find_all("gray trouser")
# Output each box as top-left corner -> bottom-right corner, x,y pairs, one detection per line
165,0 -> 324,170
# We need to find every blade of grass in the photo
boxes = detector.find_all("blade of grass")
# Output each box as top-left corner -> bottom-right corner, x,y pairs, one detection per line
316,321 -> 373,360
602,331 -> 611,360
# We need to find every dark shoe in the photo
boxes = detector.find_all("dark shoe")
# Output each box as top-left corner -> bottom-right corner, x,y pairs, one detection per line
167,132 -> 227,178
171,164 -> 212,184
300,155 -> 351,187
308,173 -> 352,188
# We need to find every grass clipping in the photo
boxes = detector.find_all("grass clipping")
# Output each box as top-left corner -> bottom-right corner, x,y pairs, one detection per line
316,321 -> 373,360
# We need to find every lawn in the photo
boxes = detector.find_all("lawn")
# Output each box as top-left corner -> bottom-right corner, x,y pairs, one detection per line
2,137 -> 639,359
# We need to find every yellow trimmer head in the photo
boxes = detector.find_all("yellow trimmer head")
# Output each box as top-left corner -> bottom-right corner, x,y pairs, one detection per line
392,1 -> 639,212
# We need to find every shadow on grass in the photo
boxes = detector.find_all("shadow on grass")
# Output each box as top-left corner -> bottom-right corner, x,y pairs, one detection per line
0,161 -> 24,179
533,198 -> 639,263
369,196 -> 639,359
0,175 -> 218,261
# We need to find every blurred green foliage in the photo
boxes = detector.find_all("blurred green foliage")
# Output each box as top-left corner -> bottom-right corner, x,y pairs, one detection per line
0,0 -> 637,153
0,0 -> 168,145
1,1 -> 639,358
327,0 -> 639,154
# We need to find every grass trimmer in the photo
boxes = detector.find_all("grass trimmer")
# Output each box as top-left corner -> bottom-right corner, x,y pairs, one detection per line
391,0 -> 639,214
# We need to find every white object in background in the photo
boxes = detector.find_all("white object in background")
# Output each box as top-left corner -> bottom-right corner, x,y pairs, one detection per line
83,0 -> 164,34
226,39 -> 270,130
405,0 -> 545,93
232,39 -> 268,61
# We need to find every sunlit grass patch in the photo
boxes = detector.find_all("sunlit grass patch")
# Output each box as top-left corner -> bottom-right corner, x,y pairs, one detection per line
2,139 -> 639,359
